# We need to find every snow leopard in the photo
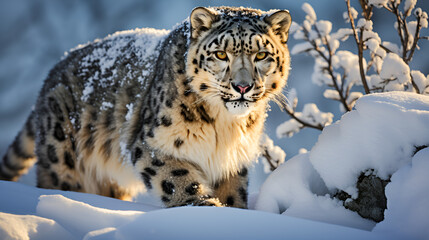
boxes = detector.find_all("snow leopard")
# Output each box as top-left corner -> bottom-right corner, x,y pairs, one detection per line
0,6 -> 291,208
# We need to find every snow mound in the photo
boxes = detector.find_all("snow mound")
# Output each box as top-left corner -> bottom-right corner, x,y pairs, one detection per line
1,93 -> 428,239
37,195 -> 144,239
0,212 -> 75,240
255,153 -> 375,230
373,147 -> 429,239
0,180 -> 388,240
256,92 -> 429,236
311,92 -> 429,196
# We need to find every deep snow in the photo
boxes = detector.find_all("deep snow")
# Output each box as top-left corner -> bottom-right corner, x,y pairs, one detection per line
256,92 -> 429,239
0,181 -> 392,240
1,92 -> 428,239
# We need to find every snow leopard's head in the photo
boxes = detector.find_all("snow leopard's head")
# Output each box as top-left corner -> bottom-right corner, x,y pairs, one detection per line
186,6 -> 291,116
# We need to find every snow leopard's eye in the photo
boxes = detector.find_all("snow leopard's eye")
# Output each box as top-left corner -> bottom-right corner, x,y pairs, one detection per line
255,52 -> 268,61
215,51 -> 228,61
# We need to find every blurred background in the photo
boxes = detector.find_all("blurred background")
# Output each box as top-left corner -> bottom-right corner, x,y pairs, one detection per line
0,0 -> 428,193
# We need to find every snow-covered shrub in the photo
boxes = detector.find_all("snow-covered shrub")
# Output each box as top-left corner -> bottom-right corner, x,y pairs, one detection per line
262,0 -> 429,229
257,92 -> 429,234
277,0 -> 428,138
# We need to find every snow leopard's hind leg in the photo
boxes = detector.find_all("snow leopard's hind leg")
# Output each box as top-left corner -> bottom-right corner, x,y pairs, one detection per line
34,85 -> 82,192
134,151 -> 224,207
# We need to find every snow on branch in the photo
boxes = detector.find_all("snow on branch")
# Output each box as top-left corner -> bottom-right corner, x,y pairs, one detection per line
259,134 -> 286,173
279,0 -> 428,140
291,3 -> 364,113
277,89 -> 333,139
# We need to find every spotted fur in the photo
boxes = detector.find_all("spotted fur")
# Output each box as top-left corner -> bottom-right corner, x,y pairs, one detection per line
0,6 -> 291,208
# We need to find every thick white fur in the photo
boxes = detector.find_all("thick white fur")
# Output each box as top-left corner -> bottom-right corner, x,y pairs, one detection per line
148,100 -> 266,184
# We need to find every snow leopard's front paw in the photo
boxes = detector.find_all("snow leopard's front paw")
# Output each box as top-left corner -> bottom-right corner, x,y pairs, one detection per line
191,196 -> 224,207
170,196 -> 224,207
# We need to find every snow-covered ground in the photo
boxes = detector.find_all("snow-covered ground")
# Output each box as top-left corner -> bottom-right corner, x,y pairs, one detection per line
0,182 -> 394,240
1,92 -> 428,239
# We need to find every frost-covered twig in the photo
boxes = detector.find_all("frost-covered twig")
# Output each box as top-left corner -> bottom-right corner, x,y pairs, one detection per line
284,107 -> 324,131
276,89 -> 333,138
291,3 -> 357,112
406,10 -> 422,63
313,24 -> 353,111
278,1 -> 428,141
347,0 -> 371,94
261,148 -> 279,172
351,0 -> 428,93
260,135 -> 286,172
383,1 -> 427,92
392,2 -> 409,59
359,0 -> 373,19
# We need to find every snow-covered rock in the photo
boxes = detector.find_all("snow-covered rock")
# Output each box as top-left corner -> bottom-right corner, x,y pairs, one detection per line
255,152 -> 375,230
310,92 -> 429,196
373,147 -> 429,239
256,92 -> 429,237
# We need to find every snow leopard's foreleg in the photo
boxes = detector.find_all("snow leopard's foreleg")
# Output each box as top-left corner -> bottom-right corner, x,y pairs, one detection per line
213,168 -> 248,208
135,152 -> 224,207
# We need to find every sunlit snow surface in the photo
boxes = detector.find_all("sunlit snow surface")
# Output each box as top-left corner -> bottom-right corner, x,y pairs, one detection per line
1,92 -> 428,239
0,181 -> 390,240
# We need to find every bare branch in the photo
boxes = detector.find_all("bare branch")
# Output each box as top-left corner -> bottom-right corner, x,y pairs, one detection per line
379,44 -> 394,53
410,72 -> 421,93
347,0 -> 371,94
261,148 -> 278,172
347,0 -> 360,44
383,4 -> 394,13
313,24 -> 353,111
284,106 -> 324,131
317,46 -> 352,111
340,69 -> 347,94
359,0 -> 373,19
388,1 -> 421,93
392,3 -> 408,59
402,15 -> 411,59
406,16 -> 422,63
358,27 -> 371,94
302,25 -> 352,111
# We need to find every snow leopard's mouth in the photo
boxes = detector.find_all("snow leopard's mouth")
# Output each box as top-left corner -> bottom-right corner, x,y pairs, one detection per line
224,100 -> 256,115
223,97 -> 255,103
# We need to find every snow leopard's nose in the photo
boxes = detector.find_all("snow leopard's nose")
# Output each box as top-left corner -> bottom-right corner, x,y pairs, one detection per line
231,68 -> 254,94
232,82 -> 253,94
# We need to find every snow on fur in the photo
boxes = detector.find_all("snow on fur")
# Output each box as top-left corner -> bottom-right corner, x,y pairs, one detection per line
78,27 -> 169,102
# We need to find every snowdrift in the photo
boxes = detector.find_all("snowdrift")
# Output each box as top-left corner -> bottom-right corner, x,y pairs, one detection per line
256,92 -> 429,239
0,181 -> 388,240
1,92 -> 428,239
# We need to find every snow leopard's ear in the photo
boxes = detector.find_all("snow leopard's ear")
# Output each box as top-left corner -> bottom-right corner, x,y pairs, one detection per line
264,10 -> 292,44
190,7 -> 217,39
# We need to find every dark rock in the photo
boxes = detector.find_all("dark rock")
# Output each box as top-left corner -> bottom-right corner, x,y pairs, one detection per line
335,171 -> 389,222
